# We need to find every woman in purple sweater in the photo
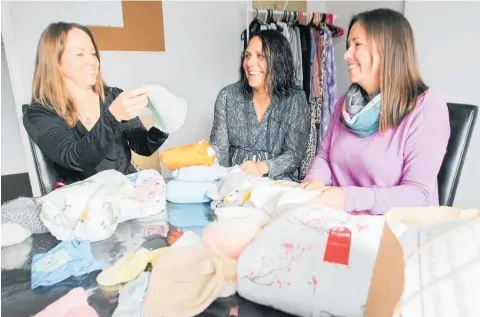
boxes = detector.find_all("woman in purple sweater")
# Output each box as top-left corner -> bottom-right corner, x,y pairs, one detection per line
301,9 -> 450,215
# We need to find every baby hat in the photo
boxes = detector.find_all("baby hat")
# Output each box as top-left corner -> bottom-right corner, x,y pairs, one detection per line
145,84 -> 187,133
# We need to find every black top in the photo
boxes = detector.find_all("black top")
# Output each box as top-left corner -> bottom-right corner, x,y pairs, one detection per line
22,86 -> 168,183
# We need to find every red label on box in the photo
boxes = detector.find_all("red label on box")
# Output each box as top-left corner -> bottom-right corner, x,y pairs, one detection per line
323,227 -> 352,266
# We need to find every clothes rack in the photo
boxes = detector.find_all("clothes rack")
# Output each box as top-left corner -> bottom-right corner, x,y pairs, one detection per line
246,5 -> 338,40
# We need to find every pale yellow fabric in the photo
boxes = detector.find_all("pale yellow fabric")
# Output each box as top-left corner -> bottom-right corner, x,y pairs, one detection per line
142,246 -> 237,317
96,248 -> 151,286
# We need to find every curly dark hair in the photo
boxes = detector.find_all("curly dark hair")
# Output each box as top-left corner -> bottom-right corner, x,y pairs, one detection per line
240,29 -> 298,98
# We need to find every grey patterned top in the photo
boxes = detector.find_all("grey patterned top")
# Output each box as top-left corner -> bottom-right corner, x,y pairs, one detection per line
209,81 -> 310,180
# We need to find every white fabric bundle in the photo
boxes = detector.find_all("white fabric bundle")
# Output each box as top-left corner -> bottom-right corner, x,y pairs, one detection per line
237,203 -> 386,317
145,84 -> 187,133
40,169 -> 167,242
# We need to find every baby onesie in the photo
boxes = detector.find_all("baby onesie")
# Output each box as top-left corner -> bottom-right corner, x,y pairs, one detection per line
31,240 -> 104,289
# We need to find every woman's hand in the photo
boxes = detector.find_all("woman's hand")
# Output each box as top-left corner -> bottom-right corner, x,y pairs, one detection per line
240,161 -> 269,177
308,186 -> 346,211
109,87 -> 149,122
299,178 -> 326,191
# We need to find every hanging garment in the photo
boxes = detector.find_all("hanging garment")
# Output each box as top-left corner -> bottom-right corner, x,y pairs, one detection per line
319,28 -> 336,144
293,25 -> 304,88
325,27 -> 337,117
298,24 -> 312,101
317,29 -> 328,128
299,102 -> 319,180
310,28 -> 319,102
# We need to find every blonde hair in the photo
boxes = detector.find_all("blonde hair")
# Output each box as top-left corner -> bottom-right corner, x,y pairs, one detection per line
31,22 -> 105,127
347,9 -> 428,132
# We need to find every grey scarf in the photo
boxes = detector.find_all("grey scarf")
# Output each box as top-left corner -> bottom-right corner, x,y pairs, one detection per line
346,84 -> 380,116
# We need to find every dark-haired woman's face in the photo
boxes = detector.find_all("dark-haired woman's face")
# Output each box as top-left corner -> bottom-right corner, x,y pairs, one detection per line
243,36 -> 267,93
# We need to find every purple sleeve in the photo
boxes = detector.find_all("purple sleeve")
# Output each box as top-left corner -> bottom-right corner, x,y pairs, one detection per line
341,94 -> 451,214
304,96 -> 345,183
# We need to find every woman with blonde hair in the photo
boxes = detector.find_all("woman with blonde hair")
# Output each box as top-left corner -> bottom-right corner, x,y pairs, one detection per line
23,22 -> 168,184
301,9 -> 450,215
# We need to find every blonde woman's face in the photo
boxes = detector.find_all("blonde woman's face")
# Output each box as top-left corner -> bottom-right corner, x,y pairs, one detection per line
59,28 -> 99,89
344,22 -> 381,95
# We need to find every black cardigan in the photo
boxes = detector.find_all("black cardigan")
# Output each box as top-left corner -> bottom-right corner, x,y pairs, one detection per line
23,86 -> 168,184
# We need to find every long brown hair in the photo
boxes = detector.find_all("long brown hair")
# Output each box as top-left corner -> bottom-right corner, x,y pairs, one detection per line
31,22 -> 105,127
347,9 -> 428,132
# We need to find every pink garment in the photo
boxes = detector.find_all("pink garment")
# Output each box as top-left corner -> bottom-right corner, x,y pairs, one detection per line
311,29 -> 322,99
33,287 -> 98,317
202,220 -> 261,260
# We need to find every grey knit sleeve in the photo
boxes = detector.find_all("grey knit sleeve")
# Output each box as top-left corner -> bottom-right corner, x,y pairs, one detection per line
209,88 -> 230,167
266,90 -> 310,179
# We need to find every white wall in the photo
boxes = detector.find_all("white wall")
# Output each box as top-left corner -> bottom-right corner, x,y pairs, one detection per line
1,41 -> 28,176
405,1 -> 480,208
2,1 -> 247,191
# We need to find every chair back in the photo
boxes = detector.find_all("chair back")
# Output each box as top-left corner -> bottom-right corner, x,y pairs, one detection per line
438,103 -> 478,206
22,104 -> 60,196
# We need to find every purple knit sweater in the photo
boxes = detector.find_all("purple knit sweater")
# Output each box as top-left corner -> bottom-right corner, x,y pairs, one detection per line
304,89 -> 450,215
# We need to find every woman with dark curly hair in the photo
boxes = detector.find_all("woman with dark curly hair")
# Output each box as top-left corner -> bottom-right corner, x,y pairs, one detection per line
209,30 -> 310,180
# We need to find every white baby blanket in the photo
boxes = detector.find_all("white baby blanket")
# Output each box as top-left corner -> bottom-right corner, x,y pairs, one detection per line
40,169 -> 167,242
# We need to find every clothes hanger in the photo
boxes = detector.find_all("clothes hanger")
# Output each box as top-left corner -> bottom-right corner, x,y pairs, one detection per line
281,10 -> 287,23
266,9 -> 274,24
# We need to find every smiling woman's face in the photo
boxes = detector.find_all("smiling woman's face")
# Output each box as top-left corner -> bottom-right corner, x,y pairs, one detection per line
344,21 -> 381,95
243,36 -> 268,93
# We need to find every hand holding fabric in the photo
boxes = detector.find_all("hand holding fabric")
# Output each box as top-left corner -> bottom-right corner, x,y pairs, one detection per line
109,87 -> 149,121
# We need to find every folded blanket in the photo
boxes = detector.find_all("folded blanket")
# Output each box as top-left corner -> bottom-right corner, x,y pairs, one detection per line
168,203 -> 212,228
172,166 -> 229,182
166,180 -> 216,203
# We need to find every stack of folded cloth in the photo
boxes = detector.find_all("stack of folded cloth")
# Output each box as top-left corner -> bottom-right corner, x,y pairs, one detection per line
160,140 -> 228,228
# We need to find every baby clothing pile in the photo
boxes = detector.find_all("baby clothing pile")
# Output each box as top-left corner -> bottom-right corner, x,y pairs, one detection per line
160,140 -> 232,229
1,169 -> 168,245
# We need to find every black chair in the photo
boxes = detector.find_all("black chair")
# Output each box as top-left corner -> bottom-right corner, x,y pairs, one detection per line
438,103 -> 478,206
22,104 -> 60,196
